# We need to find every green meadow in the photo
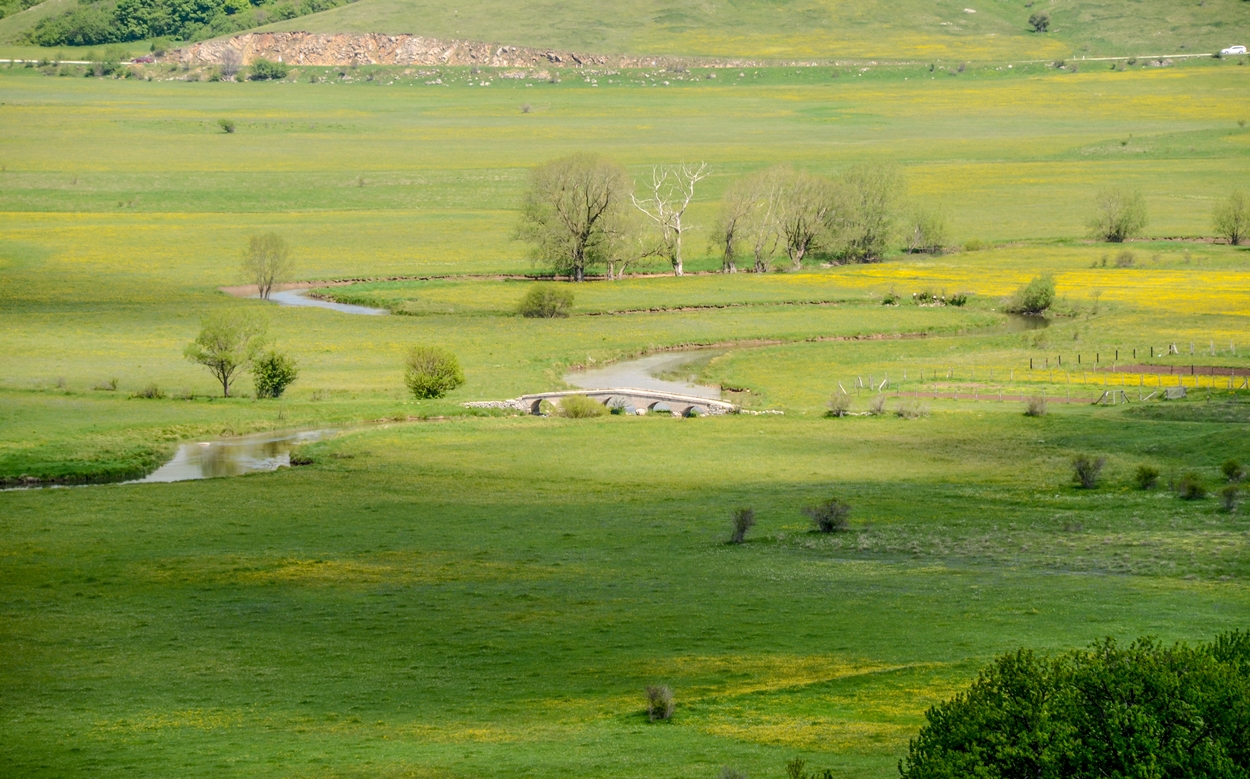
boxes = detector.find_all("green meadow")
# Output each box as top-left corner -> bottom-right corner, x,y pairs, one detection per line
2,51 -> 1250,778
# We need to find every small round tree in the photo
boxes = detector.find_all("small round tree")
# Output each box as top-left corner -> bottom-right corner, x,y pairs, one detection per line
404,346 -> 465,399
1087,188 -> 1148,242
517,285 -> 574,318
1213,191 -> 1249,245
1028,12 -> 1050,33
1005,275 -> 1056,315
253,350 -> 299,398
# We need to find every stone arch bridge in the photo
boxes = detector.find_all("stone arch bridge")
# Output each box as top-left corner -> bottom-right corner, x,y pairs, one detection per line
519,389 -> 736,416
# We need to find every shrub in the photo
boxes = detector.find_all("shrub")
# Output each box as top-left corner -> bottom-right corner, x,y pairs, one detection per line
1005,275 -> 1056,315
131,383 -> 165,399
868,394 -> 887,416
645,685 -> 674,721
403,346 -> 465,399
1176,472 -> 1207,500
1114,249 -> 1135,267
963,239 -> 989,252
1087,188 -> 1148,242
218,118 -> 236,134
947,292 -> 968,307
729,507 -> 756,544
898,632 -> 1250,779
895,400 -> 929,419
517,285 -> 574,318
1134,465 -> 1160,490
1028,12 -> 1050,32
1072,455 -> 1105,489
826,391 -> 852,417
1222,459 -> 1245,482
1220,484 -> 1239,512
253,350 -> 299,398
804,498 -> 851,533
248,58 -> 289,81
92,377 -> 118,391
557,394 -> 607,418
882,290 -> 900,305
1024,396 -> 1048,417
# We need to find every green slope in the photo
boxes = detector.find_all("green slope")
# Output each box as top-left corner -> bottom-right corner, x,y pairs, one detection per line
258,0 -> 1250,60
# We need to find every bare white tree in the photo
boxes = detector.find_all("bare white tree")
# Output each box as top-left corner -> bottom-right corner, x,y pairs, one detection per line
631,162 -> 710,277
220,48 -> 242,81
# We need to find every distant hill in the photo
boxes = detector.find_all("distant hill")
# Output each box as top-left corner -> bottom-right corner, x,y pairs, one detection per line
6,0 -> 1250,60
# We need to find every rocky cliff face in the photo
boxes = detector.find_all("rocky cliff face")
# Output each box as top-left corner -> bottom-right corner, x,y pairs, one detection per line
166,32 -> 719,69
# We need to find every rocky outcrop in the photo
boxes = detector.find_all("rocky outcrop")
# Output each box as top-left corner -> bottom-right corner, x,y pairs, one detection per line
165,31 -> 728,69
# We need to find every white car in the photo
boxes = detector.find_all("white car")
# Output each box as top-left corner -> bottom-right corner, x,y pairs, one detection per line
1221,45 -> 1247,55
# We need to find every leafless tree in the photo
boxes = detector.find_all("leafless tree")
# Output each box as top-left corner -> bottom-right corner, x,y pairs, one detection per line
220,48 -> 242,81
516,154 -> 632,282
242,233 -> 293,300
631,162 -> 710,276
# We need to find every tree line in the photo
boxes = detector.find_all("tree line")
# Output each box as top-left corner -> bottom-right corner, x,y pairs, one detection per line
516,154 -> 927,281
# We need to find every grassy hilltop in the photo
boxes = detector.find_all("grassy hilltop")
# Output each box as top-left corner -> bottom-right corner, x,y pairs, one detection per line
1,28 -> 1250,779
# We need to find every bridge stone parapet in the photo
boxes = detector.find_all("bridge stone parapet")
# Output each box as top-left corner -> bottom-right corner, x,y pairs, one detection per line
467,389 -> 736,417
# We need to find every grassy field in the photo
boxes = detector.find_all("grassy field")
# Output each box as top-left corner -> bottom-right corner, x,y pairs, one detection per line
2,57 -> 1250,778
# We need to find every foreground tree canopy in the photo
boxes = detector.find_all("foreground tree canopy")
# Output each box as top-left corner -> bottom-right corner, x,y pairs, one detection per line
899,631 -> 1250,779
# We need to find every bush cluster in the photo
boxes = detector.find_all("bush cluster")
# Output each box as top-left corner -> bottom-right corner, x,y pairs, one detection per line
403,346 -> 464,399
804,498 -> 851,533
556,394 -> 606,418
517,285 -> 574,318
899,633 -> 1250,779
1005,275 -> 1056,315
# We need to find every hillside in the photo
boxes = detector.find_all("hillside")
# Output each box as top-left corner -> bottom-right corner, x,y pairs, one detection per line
5,0 -> 1249,59
258,0 -> 1250,60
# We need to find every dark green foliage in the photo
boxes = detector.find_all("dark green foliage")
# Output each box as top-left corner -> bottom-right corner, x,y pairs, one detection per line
1006,274 -> 1056,314
248,58 -> 289,81
1134,464 -> 1160,490
729,507 -> 755,544
1177,472 -> 1208,500
218,118 -> 236,134
27,0 -> 350,45
252,350 -> 298,399
403,345 -> 464,399
1223,458 -> 1245,482
899,632 -> 1250,779
1220,483 -> 1239,512
1072,455 -> 1105,489
1028,12 -> 1050,32
517,285 -> 574,318
645,684 -> 674,721
803,497 -> 851,533
0,0 -> 40,20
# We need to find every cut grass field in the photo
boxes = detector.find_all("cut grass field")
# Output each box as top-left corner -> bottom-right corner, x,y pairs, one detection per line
2,58 -> 1250,778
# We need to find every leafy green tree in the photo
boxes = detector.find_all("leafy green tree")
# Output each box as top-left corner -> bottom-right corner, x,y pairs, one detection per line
1087,188 -> 1148,242
241,233 -> 292,300
838,162 -> 903,262
403,346 -> 464,399
516,154 -> 633,282
184,311 -> 268,397
1006,274 -> 1056,314
899,632 -> 1250,779
1213,190 -> 1249,245
252,350 -> 298,398
1028,12 -> 1050,33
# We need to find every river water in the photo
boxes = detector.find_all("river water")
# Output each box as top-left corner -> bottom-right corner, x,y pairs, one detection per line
269,289 -> 388,316
564,351 -> 722,399
130,429 -> 336,483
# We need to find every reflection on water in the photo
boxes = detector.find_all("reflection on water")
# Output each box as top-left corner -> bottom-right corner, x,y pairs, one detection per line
1005,313 -> 1051,332
564,351 -> 722,399
131,429 -> 336,484
268,289 -> 388,316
